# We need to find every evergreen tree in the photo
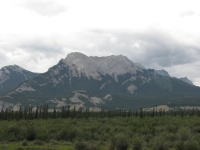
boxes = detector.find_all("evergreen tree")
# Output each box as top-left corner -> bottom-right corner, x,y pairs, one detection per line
35,105 -> 39,119
53,106 -> 57,119
24,106 -> 28,120
139,108 -> 143,118
152,107 -> 155,117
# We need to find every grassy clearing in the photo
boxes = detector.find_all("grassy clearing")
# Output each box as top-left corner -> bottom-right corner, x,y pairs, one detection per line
1,116 -> 200,150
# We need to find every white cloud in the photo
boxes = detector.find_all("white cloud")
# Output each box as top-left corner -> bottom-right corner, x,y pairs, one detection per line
0,0 -> 200,86
19,0 -> 69,17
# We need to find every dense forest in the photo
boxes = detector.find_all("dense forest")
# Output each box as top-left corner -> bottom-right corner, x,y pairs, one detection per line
1,106 -> 200,150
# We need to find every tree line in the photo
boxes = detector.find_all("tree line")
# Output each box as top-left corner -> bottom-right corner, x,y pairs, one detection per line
0,104 -> 200,121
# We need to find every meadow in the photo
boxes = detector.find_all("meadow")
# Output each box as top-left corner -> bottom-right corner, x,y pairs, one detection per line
1,108 -> 200,150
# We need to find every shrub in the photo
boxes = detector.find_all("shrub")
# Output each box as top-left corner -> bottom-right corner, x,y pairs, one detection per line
63,141 -> 73,146
109,136 -> 116,150
151,136 -> 169,150
51,140 -> 59,145
177,127 -> 191,141
22,140 -> 28,146
7,125 -> 21,141
174,140 -> 185,150
87,142 -> 100,150
75,141 -> 87,150
185,140 -> 200,150
37,131 -> 48,141
26,124 -> 36,141
132,137 -> 143,150
7,125 -> 20,135
115,134 -> 129,150
34,140 -> 44,145
60,128 -> 77,141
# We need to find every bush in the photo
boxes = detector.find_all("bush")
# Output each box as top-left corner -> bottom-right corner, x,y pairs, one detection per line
151,136 -> 169,150
185,140 -> 200,150
87,142 -> 100,150
174,140 -> 185,150
34,140 -> 44,145
132,137 -> 143,150
63,141 -> 73,146
60,128 -> 77,141
177,127 -> 191,141
115,134 -> 129,150
7,125 -> 21,141
51,140 -> 59,145
109,136 -> 116,150
37,131 -> 49,141
75,141 -> 87,150
22,140 -> 28,146
26,124 -> 37,141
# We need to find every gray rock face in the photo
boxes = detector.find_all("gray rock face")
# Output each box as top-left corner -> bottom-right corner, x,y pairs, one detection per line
0,65 -> 38,95
0,101 -> 14,111
63,52 -> 146,81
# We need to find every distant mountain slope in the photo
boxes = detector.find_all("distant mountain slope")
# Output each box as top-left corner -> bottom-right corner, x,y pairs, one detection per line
1,53 -> 200,110
0,65 -> 38,96
179,77 -> 194,85
156,70 -> 194,85
156,70 -> 171,77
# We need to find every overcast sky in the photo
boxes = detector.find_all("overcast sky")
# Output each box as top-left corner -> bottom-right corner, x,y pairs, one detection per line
0,0 -> 200,86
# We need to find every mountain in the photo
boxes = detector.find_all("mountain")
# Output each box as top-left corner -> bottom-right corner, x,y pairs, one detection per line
0,65 -> 38,96
156,70 -> 171,77
156,70 -> 194,85
1,53 -> 200,111
179,77 -> 194,85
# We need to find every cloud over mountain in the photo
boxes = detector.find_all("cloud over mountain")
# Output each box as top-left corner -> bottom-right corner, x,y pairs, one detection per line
0,0 -> 200,86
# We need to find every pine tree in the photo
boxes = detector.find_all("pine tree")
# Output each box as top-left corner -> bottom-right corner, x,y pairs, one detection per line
39,105 -> 42,119
61,106 -> 65,118
152,107 -> 155,117
35,105 -> 39,119
139,108 -> 143,118
24,106 -> 28,120
53,106 -> 57,119
5,108 -> 8,120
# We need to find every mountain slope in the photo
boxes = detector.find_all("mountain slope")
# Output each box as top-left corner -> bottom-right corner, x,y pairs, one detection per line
156,70 -> 171,77
0,65 -> 38,96
1,53 -> 200,110
156,69 -> 194,85
179,77 -> 194,85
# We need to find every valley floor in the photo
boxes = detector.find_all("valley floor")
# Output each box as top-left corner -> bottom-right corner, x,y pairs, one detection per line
0,116 -> 200,150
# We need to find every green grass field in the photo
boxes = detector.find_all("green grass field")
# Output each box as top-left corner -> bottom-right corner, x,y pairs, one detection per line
1,116 -> 200,150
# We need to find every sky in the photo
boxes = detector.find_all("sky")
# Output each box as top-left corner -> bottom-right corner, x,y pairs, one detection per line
0,0 -> 200,86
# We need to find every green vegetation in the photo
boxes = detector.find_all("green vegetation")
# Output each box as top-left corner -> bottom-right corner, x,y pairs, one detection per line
1,107 -> 200,149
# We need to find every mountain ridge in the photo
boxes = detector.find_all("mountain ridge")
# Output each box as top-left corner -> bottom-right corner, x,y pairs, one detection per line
0,52 -> 200,111
62,52 -> 145,82
0,65 -> 39,96
156,69 -> 194,85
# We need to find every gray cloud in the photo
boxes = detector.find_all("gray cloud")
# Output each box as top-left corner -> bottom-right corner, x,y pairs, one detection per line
2,28 -> 199,71
83,29 -> 200,70
0,28 -> 200,85
21,0 -> 68,17
0,34 -> 68,72
20,37 -> 63,55
76,29 -> 200,85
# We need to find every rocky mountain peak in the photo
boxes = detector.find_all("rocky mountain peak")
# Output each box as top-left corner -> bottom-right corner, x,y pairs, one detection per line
0,65 -> 39,96
1,65 -> 24,74
65,52 -> 88,60
156,69 -> 171,77
63,52 -> 146,81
